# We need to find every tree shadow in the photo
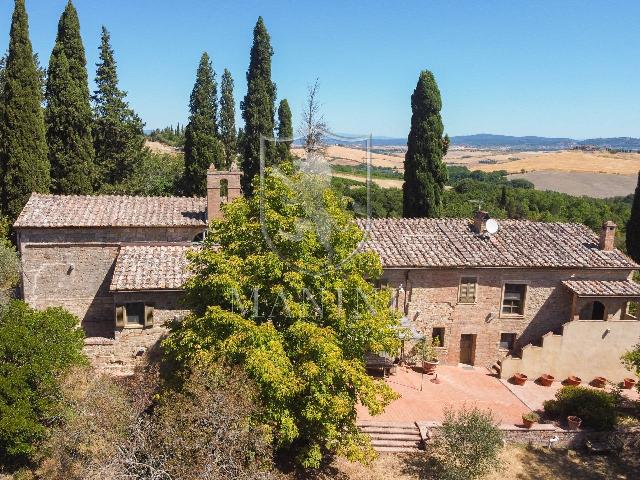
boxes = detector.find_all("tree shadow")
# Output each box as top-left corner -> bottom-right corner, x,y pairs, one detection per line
513,446 -> 640,480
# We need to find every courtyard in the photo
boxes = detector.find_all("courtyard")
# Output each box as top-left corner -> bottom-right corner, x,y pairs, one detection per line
358,365 -> 640,426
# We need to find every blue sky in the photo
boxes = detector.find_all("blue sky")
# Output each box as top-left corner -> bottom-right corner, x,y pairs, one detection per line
1,0 -> 639,139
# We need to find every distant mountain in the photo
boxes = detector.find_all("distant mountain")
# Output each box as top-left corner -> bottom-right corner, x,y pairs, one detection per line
449,133 -> 640,151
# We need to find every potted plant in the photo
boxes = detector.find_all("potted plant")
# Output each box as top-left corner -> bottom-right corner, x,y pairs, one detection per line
522,412 -> 540,428
623,378 -> 637,389
567,415 -> 582,430
512,372 -> 528,386
410,337 -> 441,374
565,375 -> 581,386
591,376 -> 607,388
539,374 -> 555,387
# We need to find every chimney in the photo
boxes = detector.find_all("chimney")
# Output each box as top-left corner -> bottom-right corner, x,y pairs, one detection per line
472,210 -> 489,234
206,164 -> 242,222
598,221 -> 616,251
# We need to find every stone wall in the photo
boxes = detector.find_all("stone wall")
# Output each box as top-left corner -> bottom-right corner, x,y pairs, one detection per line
16,225 -> 202,335
84,290 -> 188,375
382,268 -> 634,368
418,421 -> 640,450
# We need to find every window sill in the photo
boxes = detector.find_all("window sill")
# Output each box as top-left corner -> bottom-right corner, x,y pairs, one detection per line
500,313 -> 525,319
457,301 -> 477,305
124,324 -> 144,330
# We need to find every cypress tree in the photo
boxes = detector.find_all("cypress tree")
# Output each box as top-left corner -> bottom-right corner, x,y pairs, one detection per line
276,98 -> 292,163
219,68 -> 237,169
240,16 -> 276,194
92,26 -> 145,187
499,185 -> 508,209
1,0 -> 50,219
45,0 -> 94,194
626,172 -> 640,262
183,52 -> 224,196
402,70 -> 448,218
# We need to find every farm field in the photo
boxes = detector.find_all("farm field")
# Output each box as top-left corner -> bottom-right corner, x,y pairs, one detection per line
150,141 -> 640,197
508,171 -> 637,198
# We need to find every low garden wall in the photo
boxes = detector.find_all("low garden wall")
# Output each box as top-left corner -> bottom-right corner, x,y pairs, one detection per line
417,421 -> 640,450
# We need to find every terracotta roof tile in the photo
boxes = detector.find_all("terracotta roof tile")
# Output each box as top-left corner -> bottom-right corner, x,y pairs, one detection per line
110,245 -> 194,291
357,218 -> 637,269
14,194 -> 206,228
562,279 -> 640,297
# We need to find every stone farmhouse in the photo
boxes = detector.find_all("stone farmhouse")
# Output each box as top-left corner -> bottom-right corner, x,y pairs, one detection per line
13,166 -> 640,380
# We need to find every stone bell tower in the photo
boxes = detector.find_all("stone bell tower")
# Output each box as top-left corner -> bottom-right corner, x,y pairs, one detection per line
206,164 -> 242,222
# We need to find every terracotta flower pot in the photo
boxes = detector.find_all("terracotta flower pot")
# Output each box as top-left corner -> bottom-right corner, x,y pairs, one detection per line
423,360 -> 439,374
567,415 -> 582,430
539,374 -> 555,387
591,376 -> 607,388
623,378 -> 637,389
522,417 -> 534,429
512,373 -> 528,386
565,375 -> 582,386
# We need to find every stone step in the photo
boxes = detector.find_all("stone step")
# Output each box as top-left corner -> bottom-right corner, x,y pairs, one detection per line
367,433 -> 421,442
371,439 -> 422,448
375,446 -> 421,454
359,426 -> 420,435
358,421 -> 417,428
358,421 -> 423,453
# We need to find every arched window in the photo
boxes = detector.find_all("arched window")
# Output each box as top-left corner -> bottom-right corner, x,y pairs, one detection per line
220,178 -> 229,200
579,300 -> 606,320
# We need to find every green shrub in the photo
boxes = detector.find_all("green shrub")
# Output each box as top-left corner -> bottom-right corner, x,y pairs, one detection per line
543,386 -> 617,430
429,406 -> 503,480
0,300 -> 85,464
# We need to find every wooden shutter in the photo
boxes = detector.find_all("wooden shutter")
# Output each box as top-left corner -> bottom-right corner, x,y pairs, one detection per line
144,304 -> 154,328
115,305 -> 125,328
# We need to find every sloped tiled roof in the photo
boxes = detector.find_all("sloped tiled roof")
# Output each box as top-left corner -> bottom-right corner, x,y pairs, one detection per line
562,279 -> 640,297
357,218 -> 637,269
14,194 -> 207,228
110,245 -> 194,291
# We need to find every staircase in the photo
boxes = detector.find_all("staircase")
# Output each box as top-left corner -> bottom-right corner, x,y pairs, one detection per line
358,421 -> 423,453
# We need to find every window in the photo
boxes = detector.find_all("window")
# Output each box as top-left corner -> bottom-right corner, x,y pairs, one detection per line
192,231 -> 206,243
502,284 -> 526,315
115,302 -> 154,329
458,277 -> 477,303
432,327 -> 445,346
125,302 -> 145,326
499,333 -> 517,351
220,178 -> 229,199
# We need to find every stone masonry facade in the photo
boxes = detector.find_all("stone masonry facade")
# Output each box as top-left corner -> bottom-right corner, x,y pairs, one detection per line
13,187 -> 640,376
382,267 -> 634,368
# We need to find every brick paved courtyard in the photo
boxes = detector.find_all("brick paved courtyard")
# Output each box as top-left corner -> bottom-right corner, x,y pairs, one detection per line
357,365 -> 531,425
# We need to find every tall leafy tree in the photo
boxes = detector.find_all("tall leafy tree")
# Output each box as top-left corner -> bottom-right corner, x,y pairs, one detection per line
402,70 -> 448,218
219,68 -> 237,170
1,0 -> 50,219
92,26 -> 145,187
183,53 -> 224,196
45,0 -> 94,194
626,171 -> 640,262
164,165 -> 399,468
276,98 -> 293,163
240,16 -> 276,194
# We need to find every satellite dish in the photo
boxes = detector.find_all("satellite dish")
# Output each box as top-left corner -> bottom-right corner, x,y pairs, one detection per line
486,218 -> 499,235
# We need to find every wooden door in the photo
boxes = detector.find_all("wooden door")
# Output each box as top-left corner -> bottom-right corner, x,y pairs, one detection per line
460,334 -> 476,365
